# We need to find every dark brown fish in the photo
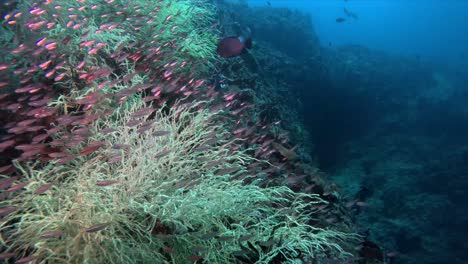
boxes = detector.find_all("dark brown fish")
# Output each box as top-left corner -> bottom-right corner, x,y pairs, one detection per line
115,88 -> 138,98
79,141 -> 104,155
191,246 -> 206,252
238,234 -> 254,241
0,165 -> 13,173
153,130 -> 170,136
93,67 -> 113,79
99,128 -> 116,134
187,255 -> 203,262
133,83 -> 153,91
112,144 -> 131,150
107,155 -> 122,164
163,245 -> 174,254
85,223 -> 110,233
0,252 -> 15,260
96,180 -> 119,186
56,155 -> 76,165
17,119 -> 37,127
15,143 -> 47,151
142,96 -> 158,102
0,140 -> 16,151
126,119 -> 143,127
34,183 -> 53,195
137,125 -> 152,134
0,177 -> 18,190
0,206 -> 16,217
200,232 -> 217,240
73,127 -> 89,135
28,98 -> 50,107
25,125 -> 46,132
259,239 -> 275,247
47,127 -> 63,135
76,93 -> 99,105
15,255 -> 37,263
155,149 -> 171,158
336,17 -> 346,23
32,133 -> 49,143
7,182 -> 29,192
215,167 -> 240,176
217,235 -> 234,241
130,107 -> 154,118
56,115 -> 81,126
48,152 -> 70,158
122,73 -> 136,82
40,229 -> 63,239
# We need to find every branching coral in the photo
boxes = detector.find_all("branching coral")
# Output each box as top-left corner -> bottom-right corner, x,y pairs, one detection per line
0,1 -> 361,263
0,98 -> 357,263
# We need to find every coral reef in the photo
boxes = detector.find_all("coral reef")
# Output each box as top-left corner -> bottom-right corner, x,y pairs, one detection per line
0,0 -> 363,263
1,100 -> 357,263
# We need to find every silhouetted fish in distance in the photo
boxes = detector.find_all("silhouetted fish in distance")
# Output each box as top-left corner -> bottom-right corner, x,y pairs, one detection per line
336,17 -> 346,23
217,28 -> 252,58
344,7 -> 358,20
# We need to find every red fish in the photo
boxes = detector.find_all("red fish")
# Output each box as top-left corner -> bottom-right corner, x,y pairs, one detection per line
217,28 -> 252,58
79,141 -> 104,155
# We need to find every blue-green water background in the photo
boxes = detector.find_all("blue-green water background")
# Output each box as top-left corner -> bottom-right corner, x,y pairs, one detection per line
248,0 -> 468,67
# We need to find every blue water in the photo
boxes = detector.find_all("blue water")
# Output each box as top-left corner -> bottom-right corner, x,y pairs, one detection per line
243,1 -> 468,263
248,0 -> 468,66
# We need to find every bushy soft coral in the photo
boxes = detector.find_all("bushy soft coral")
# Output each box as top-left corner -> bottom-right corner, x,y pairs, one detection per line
0,98 -> 357,263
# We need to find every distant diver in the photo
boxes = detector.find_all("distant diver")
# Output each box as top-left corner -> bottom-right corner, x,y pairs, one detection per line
336,17 -> 346,23
266,1 -> 271,6
344,7 -> 358,20
217,27 -> 252,58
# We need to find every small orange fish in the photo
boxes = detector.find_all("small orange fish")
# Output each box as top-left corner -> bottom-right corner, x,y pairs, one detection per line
36,37 -> 47,46
79,40 -> 95,47
44,42 -> 57,50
